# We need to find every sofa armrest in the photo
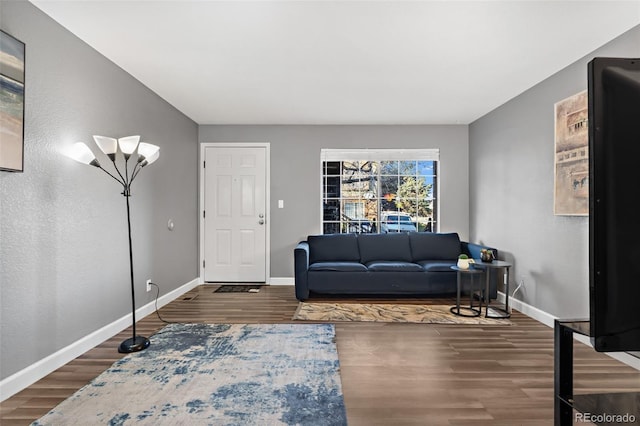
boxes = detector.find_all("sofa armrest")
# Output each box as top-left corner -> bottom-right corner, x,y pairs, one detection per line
462,241 -> 500,299
294,241 -> 310,301
461,241 -> 498,260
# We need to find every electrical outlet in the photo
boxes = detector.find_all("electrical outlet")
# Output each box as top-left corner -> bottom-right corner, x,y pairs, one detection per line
146,279 -> 152,292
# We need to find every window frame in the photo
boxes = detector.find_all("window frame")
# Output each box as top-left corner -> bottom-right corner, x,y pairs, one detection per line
320,148 -> 440,234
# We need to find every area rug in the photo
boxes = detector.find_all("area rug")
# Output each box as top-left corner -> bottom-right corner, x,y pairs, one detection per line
293,302 -> 512,325
32,323 -> 346,426
214,284 -> 262,293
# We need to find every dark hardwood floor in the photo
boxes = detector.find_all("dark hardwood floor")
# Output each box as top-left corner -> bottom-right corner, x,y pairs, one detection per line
2,285 -> 639,425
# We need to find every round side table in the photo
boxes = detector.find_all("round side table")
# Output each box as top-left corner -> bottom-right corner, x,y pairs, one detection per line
449,265 -> 484,317
472,259 -> 513,319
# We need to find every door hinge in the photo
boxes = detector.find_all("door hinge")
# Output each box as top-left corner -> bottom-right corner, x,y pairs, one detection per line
203,260 -> 206,268
203,210 -> 206,219
203,161 -> 206,168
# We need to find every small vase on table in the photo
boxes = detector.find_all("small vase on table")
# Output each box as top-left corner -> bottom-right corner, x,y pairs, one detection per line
480,249 -> 494,263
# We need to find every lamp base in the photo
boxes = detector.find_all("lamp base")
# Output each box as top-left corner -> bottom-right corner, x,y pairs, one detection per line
118,336 -> 150,353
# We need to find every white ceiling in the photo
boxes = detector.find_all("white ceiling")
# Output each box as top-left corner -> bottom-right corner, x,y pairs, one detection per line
31,1 -> 640,125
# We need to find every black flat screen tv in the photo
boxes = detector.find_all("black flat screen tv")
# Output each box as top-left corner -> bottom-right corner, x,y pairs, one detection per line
588,57 -> 640,352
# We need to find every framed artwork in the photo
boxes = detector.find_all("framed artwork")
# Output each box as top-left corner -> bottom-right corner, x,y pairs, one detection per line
554,90 -> 588,216
0,29 -> 25,172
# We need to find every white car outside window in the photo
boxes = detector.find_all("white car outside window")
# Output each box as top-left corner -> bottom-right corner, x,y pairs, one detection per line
380,212 -> 417,233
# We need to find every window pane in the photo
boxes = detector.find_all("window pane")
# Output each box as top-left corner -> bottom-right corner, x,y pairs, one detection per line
323,200 -> 340,221
399,160 -> 416,175
416,216 -> 435,232
396,199 -> 418,217
420,174 -> 435,189
380,175 -> 398,198
417,160 -> 434,176
380,160 -> 398,175
324,176 -> 340,198
323,223 -> 340,234
344,201 -> 364,218
342,179 -> 361,198
342,161 -> 360,175
325,161 -> 340,175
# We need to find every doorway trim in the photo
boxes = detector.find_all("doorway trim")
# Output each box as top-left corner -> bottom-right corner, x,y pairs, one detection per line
199,142 -> 271,283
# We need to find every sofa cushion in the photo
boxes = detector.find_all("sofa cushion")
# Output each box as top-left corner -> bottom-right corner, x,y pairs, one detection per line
417,260 -> 457,272
309,262 -> 368,272
366,261 -> 423,272
308,234 -> 360,264
409,232 -> 462,261
358,233 -> 413,263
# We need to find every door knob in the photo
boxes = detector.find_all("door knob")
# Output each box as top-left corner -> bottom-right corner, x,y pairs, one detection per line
258,219 -> 265,225
259,213 -> 264,218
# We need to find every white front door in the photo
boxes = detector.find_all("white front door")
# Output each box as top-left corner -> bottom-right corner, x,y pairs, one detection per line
203,145 -> 267,282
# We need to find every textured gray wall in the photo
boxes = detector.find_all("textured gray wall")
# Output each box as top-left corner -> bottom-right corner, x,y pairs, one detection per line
0,1 -> 199,380
469,25 -> 640,319
199,125 -> 469,277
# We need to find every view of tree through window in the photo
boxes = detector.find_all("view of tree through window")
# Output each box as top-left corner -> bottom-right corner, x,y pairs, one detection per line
322,155 -> 437,234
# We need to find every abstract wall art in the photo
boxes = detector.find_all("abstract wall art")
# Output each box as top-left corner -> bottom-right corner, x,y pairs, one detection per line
554,90 -> 588,216
0,29 -> 25,172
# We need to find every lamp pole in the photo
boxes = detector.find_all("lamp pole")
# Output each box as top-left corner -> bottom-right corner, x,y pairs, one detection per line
118,185 -> 150,353
68,136 -> 159,353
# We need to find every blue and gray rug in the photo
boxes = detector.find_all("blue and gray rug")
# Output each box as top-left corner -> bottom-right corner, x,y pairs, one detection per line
32,323 -> 347,426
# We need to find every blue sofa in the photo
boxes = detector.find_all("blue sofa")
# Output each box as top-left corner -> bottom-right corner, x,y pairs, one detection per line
294,232 -> 498,301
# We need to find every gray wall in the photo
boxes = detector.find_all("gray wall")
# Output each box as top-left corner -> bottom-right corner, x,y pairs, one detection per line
199,125 -> 469,277
469,25 -> 640,319
0,1 -> 199,380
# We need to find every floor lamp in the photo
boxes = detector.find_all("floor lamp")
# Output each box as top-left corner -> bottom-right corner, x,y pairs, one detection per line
69,135 -> 160,353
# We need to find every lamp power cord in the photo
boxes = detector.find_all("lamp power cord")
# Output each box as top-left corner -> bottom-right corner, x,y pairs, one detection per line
511,279 -> 524,301
148,282 -> 177,324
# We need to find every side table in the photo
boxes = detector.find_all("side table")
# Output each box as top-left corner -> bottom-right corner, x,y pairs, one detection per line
473,259 -> 512,319
450,266 -> 484,317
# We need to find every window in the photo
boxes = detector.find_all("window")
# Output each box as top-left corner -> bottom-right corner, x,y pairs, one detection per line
321,149 -> 438,234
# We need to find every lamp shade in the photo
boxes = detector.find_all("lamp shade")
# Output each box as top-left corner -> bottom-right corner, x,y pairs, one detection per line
137,142 -> 160,162
68,142 -> 99,166
143,150 -> 159,166
118,135 -> 140,156
93,135 -> 118,156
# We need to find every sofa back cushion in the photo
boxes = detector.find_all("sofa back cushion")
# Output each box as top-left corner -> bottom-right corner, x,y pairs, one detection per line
358,233 -> 412,263
409,232 -> 462,261
308,234 -> 361,264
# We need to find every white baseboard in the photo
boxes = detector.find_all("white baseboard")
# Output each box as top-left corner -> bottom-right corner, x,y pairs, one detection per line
268,277 -> 294,285
0,277 -> 201,402
498,292 -> 556,328
503,293 -> 640,371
